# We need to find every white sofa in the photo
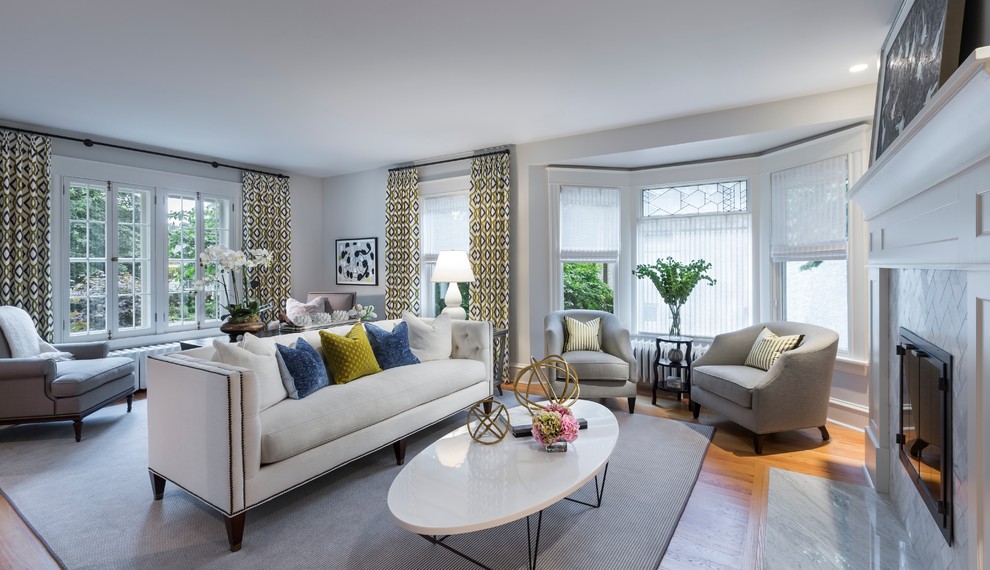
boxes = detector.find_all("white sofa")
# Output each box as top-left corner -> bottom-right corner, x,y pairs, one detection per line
146,319 -> 493,551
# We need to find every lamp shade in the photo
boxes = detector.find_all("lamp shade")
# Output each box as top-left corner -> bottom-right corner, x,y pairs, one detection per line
431,250 -> 475,283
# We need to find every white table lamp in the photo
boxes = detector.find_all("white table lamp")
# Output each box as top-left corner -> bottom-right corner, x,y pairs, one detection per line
431,250 -> 474,320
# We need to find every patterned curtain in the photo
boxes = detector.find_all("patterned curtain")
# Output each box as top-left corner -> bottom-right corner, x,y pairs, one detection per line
468,152 -> 511,379
0,130 -> 53,339
384,168 -> 421,319
242,172 -> 292,316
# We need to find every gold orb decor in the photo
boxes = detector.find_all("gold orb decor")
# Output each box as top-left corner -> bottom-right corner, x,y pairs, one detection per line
467,399 -> 510,445
513,355 -> 580,415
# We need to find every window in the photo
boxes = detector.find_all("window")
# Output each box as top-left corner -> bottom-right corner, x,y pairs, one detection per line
559,186 -> 620,312
771,156 -> 850,351
420,194 -> 470,316
637,180 -> 751,337
63,174 -> 237,341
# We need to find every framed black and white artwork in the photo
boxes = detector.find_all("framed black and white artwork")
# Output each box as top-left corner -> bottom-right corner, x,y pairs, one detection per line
335,237 -> 378,285
871,0 -> 965,163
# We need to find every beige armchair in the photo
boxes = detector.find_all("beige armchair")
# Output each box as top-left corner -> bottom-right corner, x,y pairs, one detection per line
690,321 -> 839,454
0,307 -> 136,441
545,310 -> 637,413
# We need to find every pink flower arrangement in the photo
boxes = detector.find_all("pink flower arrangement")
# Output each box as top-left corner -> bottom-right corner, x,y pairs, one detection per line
531,402 -> 580,445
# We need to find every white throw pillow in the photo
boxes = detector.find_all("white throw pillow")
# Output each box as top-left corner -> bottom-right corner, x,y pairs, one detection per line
402,311 -> 452,362
285,296 -> 327,322
212,337 -> 287,411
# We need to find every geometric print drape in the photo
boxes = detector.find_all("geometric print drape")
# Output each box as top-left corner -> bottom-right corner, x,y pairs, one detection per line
384,168 -> 420,319
0,130 -> 53,340
242,172 -> 292,318
468,151 -> 511,379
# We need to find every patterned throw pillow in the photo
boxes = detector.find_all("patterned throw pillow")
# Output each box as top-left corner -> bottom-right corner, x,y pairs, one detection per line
364,321 -> 421,370
563,316 -> 602,352
275,339 -> 331,399
744,327 -> 804,371
319,323 -> 382,384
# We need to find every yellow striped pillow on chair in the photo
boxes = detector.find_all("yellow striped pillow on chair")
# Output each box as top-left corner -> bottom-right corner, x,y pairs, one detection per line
744,327 -> 803,371
563,316 -> 602,352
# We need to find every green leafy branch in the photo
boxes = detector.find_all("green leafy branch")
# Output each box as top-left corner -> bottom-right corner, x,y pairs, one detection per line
632,257 -> 716,308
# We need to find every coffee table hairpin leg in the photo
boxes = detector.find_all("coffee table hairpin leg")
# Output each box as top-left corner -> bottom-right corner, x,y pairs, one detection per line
419,462 -> 610,569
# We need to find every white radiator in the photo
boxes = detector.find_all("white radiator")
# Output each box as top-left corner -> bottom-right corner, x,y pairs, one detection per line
110,342 -> 181,390
631,337 -> 709,384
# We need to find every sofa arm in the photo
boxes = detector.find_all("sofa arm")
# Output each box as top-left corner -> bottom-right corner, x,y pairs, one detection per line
451,320 -> 493,395
0,357 -> 55,380
544,315 -> 565,356
55,341 -> 109,360
147,354 -> 262,515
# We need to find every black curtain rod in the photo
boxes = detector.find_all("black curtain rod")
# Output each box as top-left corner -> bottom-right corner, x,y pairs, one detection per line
1,124 -> 289,180
388,148 -> 510,172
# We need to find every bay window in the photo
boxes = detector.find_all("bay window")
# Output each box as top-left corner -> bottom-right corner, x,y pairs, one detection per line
771,155 -> 850,352
636,180 -> 751,337
559,186 -> 620,312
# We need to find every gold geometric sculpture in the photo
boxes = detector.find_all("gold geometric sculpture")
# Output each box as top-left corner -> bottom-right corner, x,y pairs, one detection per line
513,355 -> 580,415
467,399 -> 510,445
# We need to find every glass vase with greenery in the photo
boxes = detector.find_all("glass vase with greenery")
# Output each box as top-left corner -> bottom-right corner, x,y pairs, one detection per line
633,257 -> 716,337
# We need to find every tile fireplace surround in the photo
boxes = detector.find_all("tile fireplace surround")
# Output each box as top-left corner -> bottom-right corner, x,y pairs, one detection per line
850,48 -> 990,569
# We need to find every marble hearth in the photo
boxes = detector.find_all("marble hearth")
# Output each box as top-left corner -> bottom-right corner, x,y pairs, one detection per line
851,48 -> 990,569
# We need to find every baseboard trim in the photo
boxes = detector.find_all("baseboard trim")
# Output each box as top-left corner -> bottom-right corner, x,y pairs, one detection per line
827,397 -> 868,432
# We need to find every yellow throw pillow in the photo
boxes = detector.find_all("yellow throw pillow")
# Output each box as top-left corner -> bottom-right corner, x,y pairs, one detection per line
319,323 -> 382,384
744,327 -> 804,371
563,316 -> 602,352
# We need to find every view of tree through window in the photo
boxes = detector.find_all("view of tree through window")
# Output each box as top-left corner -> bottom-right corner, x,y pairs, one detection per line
563,262 -> 614,312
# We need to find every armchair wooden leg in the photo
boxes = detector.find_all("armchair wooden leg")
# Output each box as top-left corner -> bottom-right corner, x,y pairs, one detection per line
126,394 -> 133,413
691,402 -> 701,419
225,513 -> 246,552
753,434 -> 765,455
819,425 -> 830,441
627,397 -> 636,414
150,471 -> 166,500
393,438 -> 407,465
73,418 -> 82,442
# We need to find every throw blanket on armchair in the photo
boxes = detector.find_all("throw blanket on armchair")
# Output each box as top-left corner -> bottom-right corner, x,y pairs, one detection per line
0,306 -> 65,359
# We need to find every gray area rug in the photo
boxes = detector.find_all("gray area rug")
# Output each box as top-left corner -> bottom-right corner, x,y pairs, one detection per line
764,468 -> 922,569
0,395 -> 713,570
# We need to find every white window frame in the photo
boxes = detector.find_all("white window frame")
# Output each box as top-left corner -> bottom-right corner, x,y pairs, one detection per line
52,156 -> 241,346
418,174 -> 471,317
761,126 -> 870,365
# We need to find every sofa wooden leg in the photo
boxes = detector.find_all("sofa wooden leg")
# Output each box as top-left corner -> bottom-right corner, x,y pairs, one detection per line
819,425 -> 830,441
150,471 -> 166,500
691,402 -> 701,419
753,434 -> 765,455
225,513 -> 246,552
627,398 -> 636,414
127,394 -> 133,413
393,438 -> 407,465
73,418 -> 82,442
483,398 -> 493,414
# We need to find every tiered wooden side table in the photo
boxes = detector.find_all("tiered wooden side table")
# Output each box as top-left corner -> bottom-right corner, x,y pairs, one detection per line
652,335 -> 693,405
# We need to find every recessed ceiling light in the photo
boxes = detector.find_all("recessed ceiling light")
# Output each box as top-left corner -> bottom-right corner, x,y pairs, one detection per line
849,63 -> 869,73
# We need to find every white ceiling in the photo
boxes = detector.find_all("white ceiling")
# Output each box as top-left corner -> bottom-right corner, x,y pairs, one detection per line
0,1 -> 900,178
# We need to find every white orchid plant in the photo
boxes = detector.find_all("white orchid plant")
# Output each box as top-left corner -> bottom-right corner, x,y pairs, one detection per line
193,245 -> 273,323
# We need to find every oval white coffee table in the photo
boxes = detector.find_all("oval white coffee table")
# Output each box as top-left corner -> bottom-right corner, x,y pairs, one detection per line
388,399 -> 619,569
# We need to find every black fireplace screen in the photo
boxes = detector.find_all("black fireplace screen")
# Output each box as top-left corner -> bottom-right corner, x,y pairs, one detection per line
897,327 -> 952,544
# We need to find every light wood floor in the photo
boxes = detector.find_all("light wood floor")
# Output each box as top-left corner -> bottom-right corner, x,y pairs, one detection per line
0,388 -> 866,570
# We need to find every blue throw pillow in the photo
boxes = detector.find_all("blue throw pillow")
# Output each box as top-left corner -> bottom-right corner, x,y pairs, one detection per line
275,339 -> 331,399
364,321 -> 421,370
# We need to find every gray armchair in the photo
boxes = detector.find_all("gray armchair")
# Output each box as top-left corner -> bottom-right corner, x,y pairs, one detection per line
0,310 -> 136,441
690,321 -> 839,454
545,310 -> 637,413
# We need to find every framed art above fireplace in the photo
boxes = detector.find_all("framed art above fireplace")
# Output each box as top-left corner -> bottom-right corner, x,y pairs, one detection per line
871,0 -> 965,163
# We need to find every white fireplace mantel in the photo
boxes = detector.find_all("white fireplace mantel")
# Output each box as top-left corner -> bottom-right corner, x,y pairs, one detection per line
850,47 -> 990,270
851,46 -> 990,569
